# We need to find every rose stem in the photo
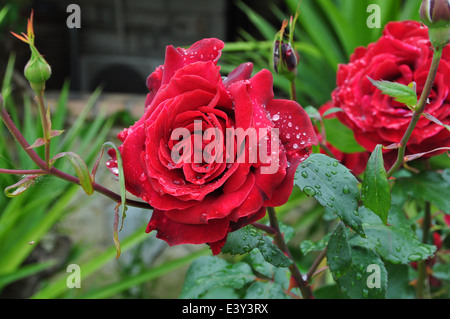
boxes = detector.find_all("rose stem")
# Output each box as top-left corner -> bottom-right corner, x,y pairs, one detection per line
306,246 -> 327,280
251,222 -> 277,235
386,47 -> 443,178
0,106 -> 152,210
290,80 -> 297,102
267,206 -> 313,299
35,92 -> 51,169
416,200 -> 432,299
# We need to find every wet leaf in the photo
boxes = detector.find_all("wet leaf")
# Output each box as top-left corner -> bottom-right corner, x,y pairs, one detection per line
362,144 -> 391,224
221,226 -> 292,267
294,153 -> 365,237
179,256 -> 255,299
327,223 -> 387,299
349,207 -> 436,264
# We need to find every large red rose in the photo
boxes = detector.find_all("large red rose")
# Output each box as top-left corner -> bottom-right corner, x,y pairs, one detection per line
332,21 -> 450,162
107,39 -> 317,254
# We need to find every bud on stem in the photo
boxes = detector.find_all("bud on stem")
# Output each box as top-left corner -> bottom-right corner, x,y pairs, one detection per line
420,0 -> 450,49
271,9 -> 300,82
11,11 -> 51,95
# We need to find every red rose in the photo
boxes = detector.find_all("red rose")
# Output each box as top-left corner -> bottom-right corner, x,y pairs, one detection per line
317,102 -> 370,176
107,39 -> 317,254
332,21 -> 450,163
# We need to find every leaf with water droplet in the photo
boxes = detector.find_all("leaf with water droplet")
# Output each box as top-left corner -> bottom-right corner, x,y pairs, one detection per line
244,281 -> 289,299
179,256 -> 255,298
221,225 -> 292,268
327,223 -> 387,299
349,207 -> 436,264
294,153 -> 365,237
362,144 -> 391,225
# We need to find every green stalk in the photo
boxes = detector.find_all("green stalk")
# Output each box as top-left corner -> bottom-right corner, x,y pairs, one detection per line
386,47 -> 443,177
267,207 -> 313,299
35,92 -> 51,169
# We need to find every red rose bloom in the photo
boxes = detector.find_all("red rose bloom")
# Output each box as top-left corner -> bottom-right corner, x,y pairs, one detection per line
332,21 -> 450,162
108,39 -> 317,254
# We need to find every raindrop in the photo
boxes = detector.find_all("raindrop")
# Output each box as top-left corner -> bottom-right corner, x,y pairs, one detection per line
407,253 -> 423,262
343,186 -> 350,194
272,114 -> 280,121
301,171 -> 308,178
303,186 -> 317,196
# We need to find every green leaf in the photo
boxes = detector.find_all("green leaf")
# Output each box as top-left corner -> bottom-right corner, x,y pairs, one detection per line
4,175 -> 38,198
432,263 -> 450,281
179,256 -> 255,299
300,233 -> 330,255
322,117 -> 367,153
385,263 -> 415,299
259,236 -> 292,268
367,77 -> 418,107
221,226 -> 292,268
396,171 -> 450,214
350,207 -> 436,264
326,223 -> 387,299
362,144 -> 391,224
244,281 -> 289,299
93,142 -> 128,258
51,152 -> 94,195
295,153 -> 365,237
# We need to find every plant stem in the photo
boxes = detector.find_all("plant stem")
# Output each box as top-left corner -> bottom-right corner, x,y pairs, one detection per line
386,47 -> 443,178
0,106 -> 152,210
35,92 -> 51,169
0,168 -> 46,175
267,206 -> 313,299
251,222 -> 277,235
416,201 -> 432,299
290,80 -> 297,102
307,247 -> 327,280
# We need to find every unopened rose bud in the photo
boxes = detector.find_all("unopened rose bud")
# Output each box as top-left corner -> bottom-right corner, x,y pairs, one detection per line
24,52 -> 52,93
420,0 -> 450,48
272,40 -> 299,80
11,11 -> 52,94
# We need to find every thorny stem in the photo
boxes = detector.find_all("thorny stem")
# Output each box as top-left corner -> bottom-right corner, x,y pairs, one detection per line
267,206 -> 313,299
0,106 -> 152,210
386,47 -> 443,178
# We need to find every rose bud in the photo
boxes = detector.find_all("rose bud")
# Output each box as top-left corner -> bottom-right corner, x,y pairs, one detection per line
420,0 -> 450,48
11,11 -> 51,94
273,40 -> 299,75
